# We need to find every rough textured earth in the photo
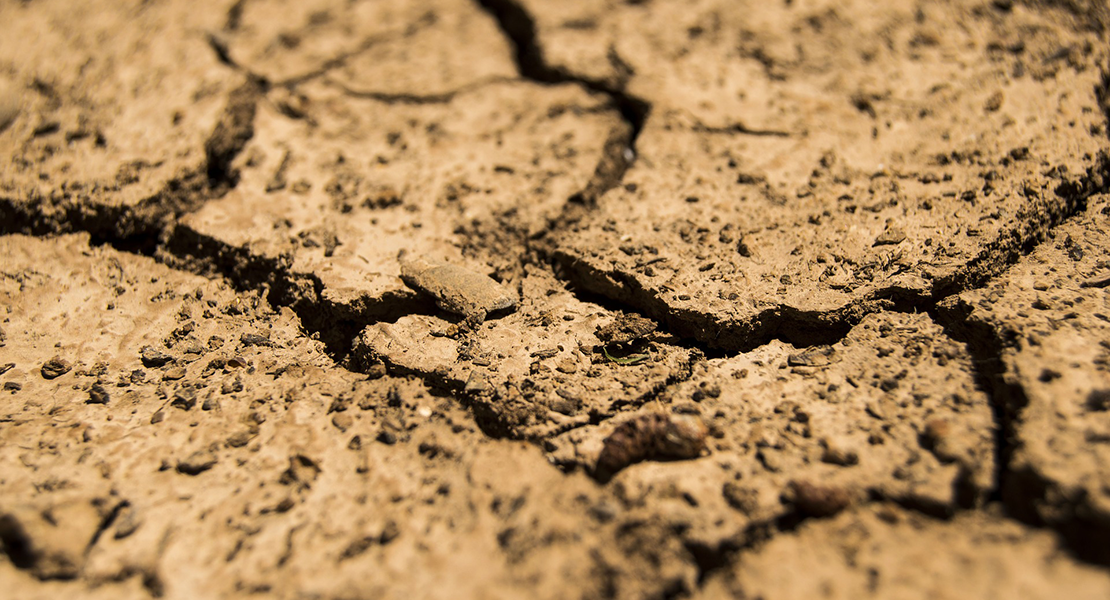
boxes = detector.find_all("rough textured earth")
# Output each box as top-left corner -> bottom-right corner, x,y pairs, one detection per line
1,0 -> 1109,598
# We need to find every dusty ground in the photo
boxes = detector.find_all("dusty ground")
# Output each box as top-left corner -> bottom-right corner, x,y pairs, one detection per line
1,0 -> 1109,598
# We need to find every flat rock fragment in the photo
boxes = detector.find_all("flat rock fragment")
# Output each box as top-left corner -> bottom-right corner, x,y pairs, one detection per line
543,0 -> 1107,351
942,193 -> 1110,563
698,505 -> 1110,600
39,357 -> 71,380
399,256 -> 517,321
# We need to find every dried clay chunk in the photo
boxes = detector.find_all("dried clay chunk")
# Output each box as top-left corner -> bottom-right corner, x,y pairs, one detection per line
399,256 -> 517,321
594,412 -> 708,481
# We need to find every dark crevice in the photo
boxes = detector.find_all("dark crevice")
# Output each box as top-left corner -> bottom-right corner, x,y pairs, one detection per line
207,7 -> 435,92
686,502 -> 878,592
204,77 -> 267,191
1017,0 -> 1110,31
690,120 -> 792,137
933,295 -> 1110,567
931,152 -> 1109,299
549,149 -> 1110,358
224,0 -> 248,32
474,0 -> 650,206
350,320 -> 702,441
1004,466 -> 1110,566
141,569 -> 166,598
551,248 -> 867,354
0,514 -> 36,571
276,13 -> 439,88
1098,66 -> 1110,137
206,32 -> 238,70
684,537 -> 743,587
84,501 -> 126,557
162,225 -> 426,363
0,67 -> 263,256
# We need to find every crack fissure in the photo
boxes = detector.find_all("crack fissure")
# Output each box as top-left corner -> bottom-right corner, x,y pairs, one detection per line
0,73 -> 263,254
474,0 -> 650,206
161,224 -> 429,361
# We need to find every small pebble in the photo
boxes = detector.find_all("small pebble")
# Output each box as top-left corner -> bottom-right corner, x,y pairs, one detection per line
87,384 -> 110,404
141,346 -> 173,368
221,377 -> 243,394
787,346 -> 839,368
113,505 -> 142,540
555,358 -> 578,374
332,413 -> 354,432
820,438 -> 859,466
177,449 -> 218,475
41,356 -> 72,379
366,363 -> 387,380
789,480 -> 852,517
399,256 -> 517,321
226,430 -> 254,448
873,225 -> 906,246
171,387 -> 197,410
239,332 -> 272,347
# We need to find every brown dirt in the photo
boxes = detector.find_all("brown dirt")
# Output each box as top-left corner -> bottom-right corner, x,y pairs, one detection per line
1,1 -> 1109,598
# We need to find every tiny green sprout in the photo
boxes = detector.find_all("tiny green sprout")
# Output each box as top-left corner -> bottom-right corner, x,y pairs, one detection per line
603,346 -> 650,366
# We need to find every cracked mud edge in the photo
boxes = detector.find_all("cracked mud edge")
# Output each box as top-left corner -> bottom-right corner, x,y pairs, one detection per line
935,295 -> 1110,567
474,0 -> 649,208
161,224 -> 433,361
676,482 -> 993,593
0,77 -> 264,255
208,8 -> 438,89
553,150 -> 1110,356
351,325 -> 703,442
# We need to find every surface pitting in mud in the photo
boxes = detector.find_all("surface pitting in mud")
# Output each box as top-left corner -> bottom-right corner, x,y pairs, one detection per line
1,0 -> 1109,598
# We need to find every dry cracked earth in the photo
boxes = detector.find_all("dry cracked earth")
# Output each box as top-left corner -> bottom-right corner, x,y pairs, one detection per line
1,0 -> 1109,598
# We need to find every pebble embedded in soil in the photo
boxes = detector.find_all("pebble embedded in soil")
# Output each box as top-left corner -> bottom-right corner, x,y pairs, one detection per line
40,356 -> 72,379
788,480 -> 853,518
177,449 -> 218,475
140,346 -> 173,367
87,384 -> 109,404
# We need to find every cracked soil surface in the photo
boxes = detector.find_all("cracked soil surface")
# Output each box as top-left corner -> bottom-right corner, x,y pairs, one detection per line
1,0 -> 1109,598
